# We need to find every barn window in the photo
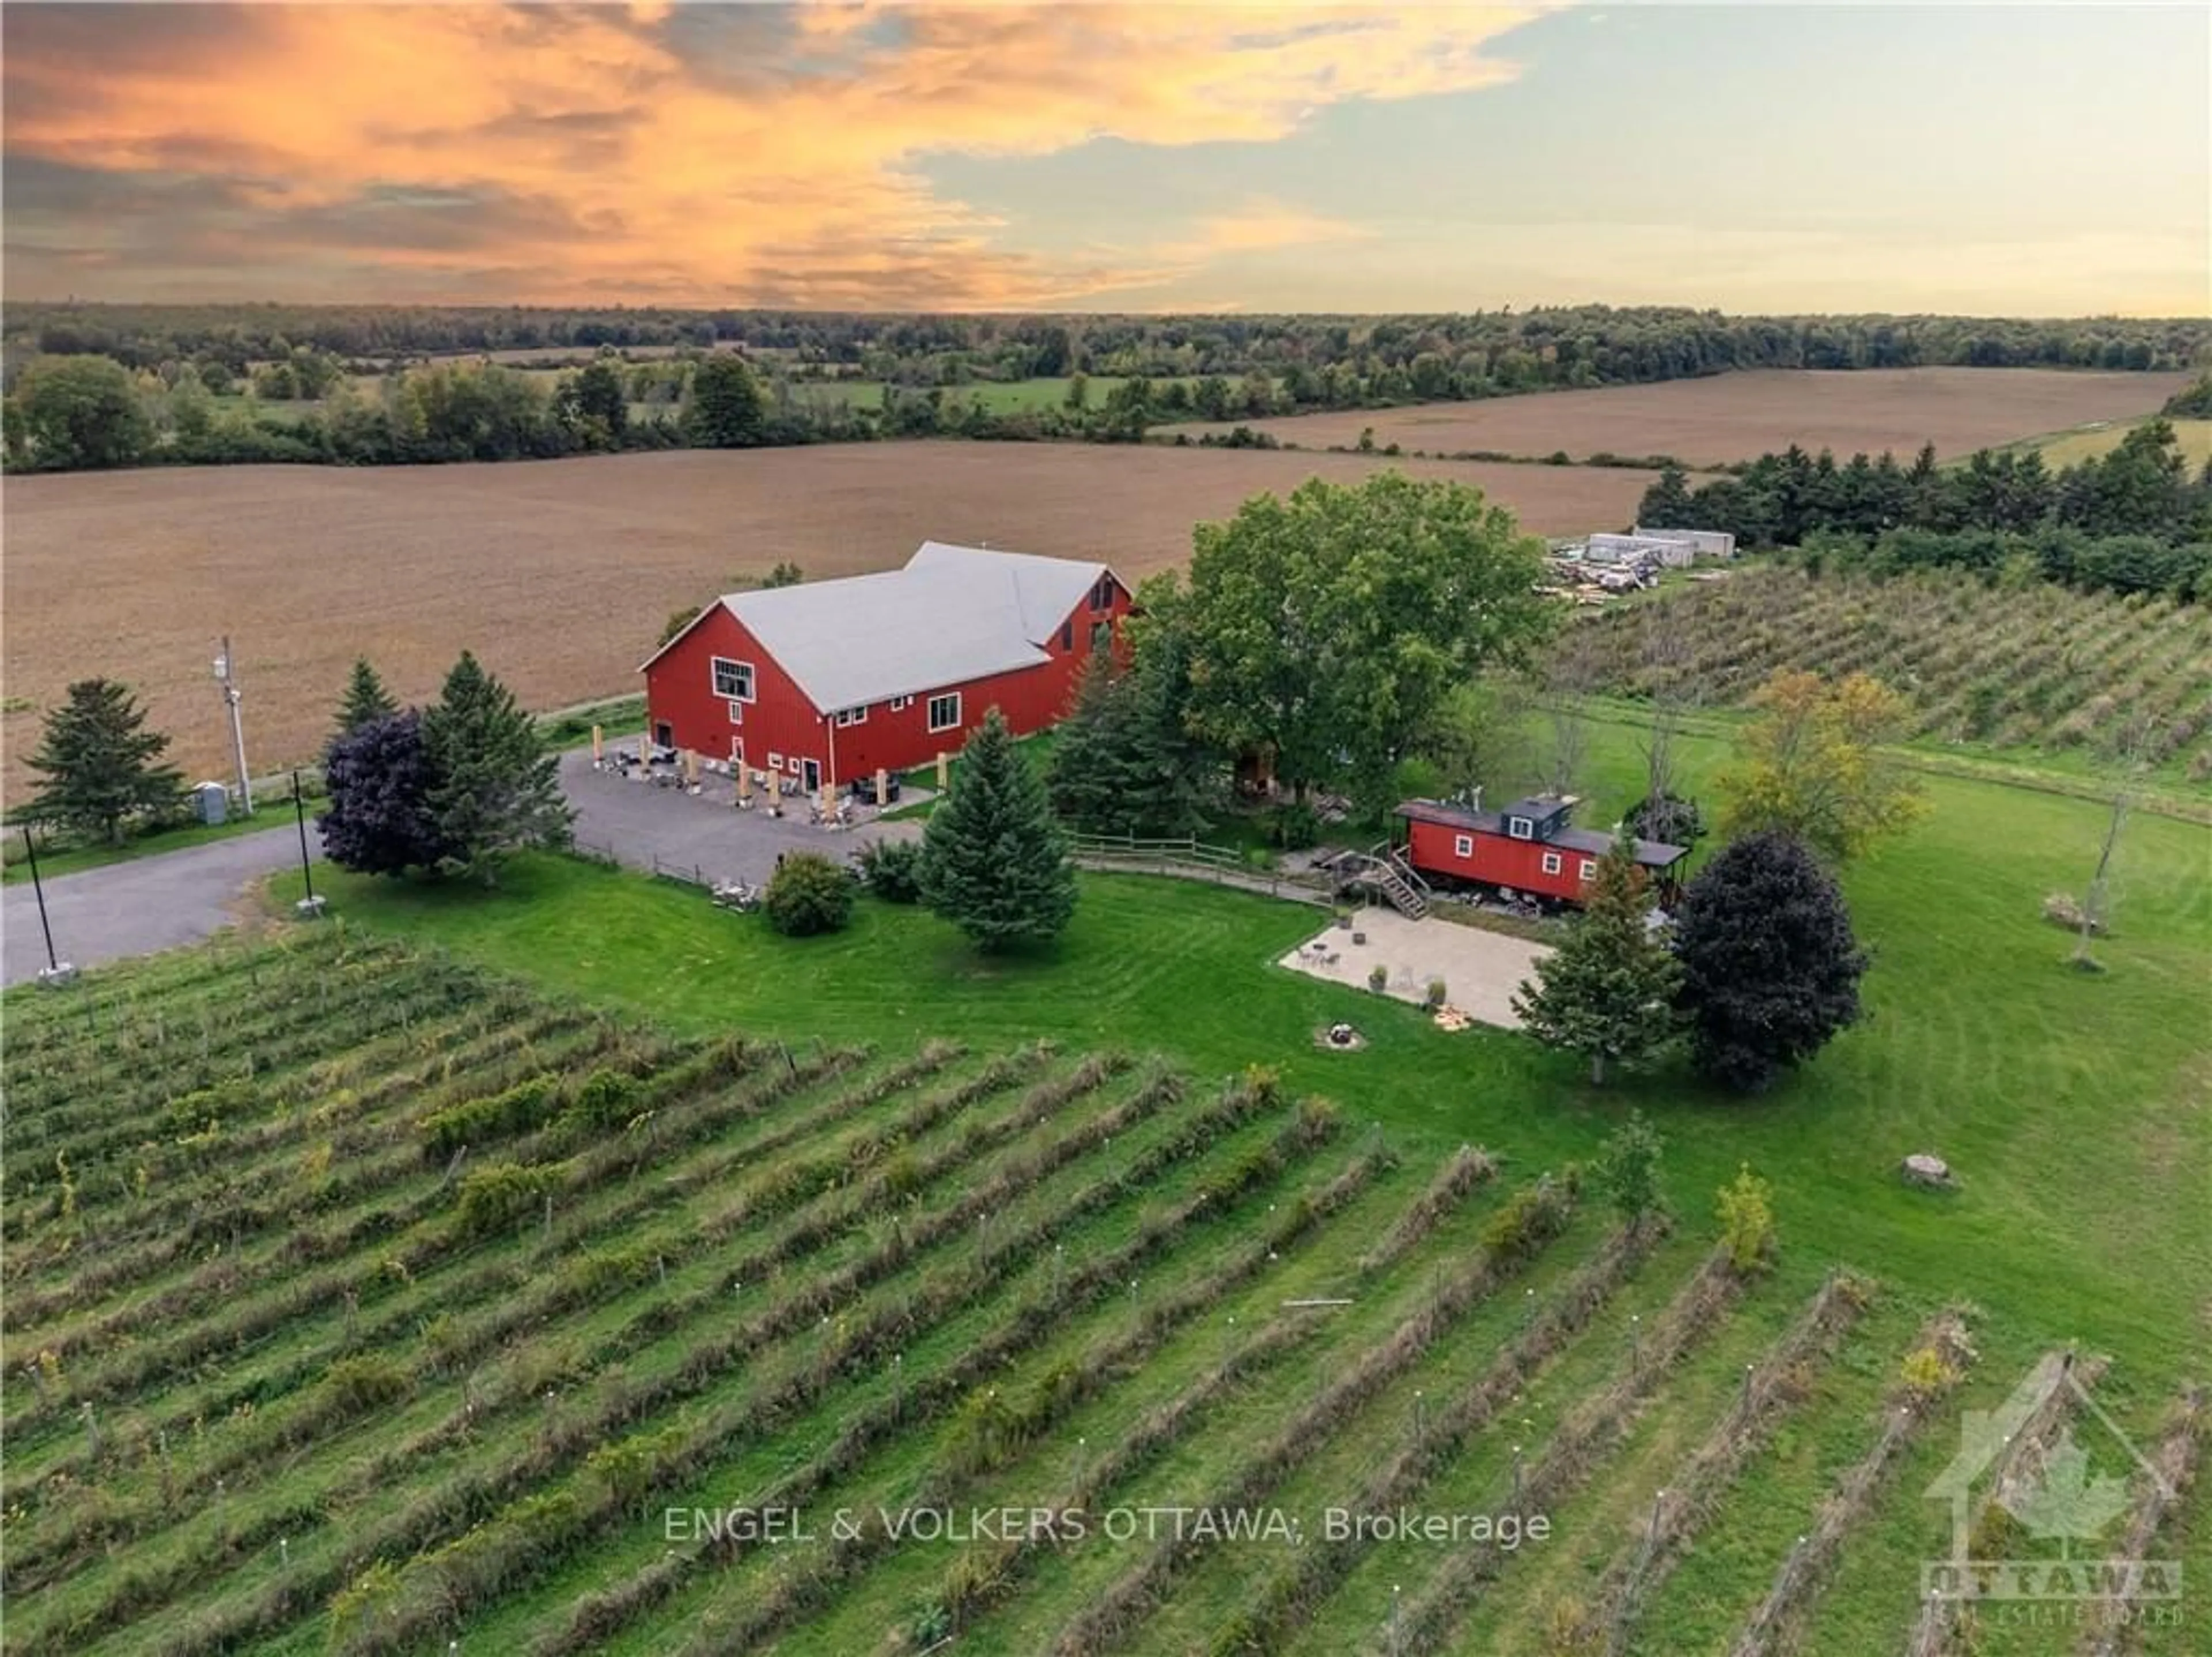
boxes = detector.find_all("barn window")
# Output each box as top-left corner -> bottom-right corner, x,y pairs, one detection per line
835,706 -> 868,727
1089,575 -> 1115,612
711,657 -> 755,701
1541,852 -> 1563,876
768,751 -> 783,771
1578,859 -> 1597,882
727,700 -> 744,725
1508,816 -> 1533,840
927,693 -> 961,732
889,694 -> 913,712
1453,834 -> 1474,858
1060,621 -> 1073,650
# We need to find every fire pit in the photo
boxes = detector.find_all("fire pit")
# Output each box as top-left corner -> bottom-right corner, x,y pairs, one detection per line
1314,1022 -> 1367,1053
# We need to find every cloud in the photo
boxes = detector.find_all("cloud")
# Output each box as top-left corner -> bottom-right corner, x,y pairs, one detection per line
1,1 -> 1547,307
1172,200 -> 1375,258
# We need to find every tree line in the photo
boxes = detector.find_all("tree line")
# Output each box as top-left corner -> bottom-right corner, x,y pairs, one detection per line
8,314 -> 2209,474
13,301 -> 2207,383
1639,419 -> 2212,599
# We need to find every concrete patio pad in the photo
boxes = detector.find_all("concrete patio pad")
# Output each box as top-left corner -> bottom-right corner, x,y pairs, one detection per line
1277,909 -> 1554,1031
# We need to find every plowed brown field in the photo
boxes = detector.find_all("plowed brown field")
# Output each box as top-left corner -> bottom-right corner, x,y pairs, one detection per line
1177,367 -> 2191,467
1,441 -> 1658,799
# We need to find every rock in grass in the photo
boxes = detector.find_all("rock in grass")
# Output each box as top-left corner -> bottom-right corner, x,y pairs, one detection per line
1901,1153 -> 1956,1190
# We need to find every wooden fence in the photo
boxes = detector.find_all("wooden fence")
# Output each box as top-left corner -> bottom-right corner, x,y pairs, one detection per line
1066,833 -> 1334,907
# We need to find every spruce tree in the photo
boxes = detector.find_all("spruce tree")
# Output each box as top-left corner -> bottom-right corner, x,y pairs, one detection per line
921,708 -> 1077,950
1673,830 -> 1868,1092
1511,833 -> 1682,1084
334,657 -> 398,743
420,651 -> 571,886
26,679 -> 188,844
1045,656 -> 1130,835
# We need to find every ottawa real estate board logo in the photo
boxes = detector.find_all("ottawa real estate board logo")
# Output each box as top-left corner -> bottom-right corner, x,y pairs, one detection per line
1922,1351 -> 2181,1618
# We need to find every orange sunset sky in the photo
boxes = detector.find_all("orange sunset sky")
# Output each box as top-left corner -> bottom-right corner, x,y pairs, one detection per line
3,2 -> 2206,314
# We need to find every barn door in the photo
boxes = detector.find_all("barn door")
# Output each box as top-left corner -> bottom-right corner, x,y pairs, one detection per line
802,758 -> 821,793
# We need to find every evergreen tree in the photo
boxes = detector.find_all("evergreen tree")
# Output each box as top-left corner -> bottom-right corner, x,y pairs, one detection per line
319,710 -> 453,876
333,657 -> 398,743
1045,628 -> 1215,840
420,652 -> 572,886
1673,830 -> 1869,1093
1511,833 -> 1683,1084
25,679 -> 188,844
1120,610 -> 1216,838
920,708 -> 1077,950
1045,655 -> 1128,834
1637,464 -> 1695,528
1594,1110 -> 1666,1229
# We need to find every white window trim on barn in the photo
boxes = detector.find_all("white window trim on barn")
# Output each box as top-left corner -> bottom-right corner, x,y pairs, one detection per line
1578,859 -> 1597,882
727,700 -> 744,725
927,692 -> 961,733
768,751 -> 783,771
1453,834 -> 1474,858
711,657 -> 755,701
835,706 -> 868,727
1541,851 -> 1563,876
889,694 -> 913,712
1508,816 -> 1534,841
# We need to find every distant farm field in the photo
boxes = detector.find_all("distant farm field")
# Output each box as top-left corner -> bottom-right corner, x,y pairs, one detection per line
0,443 -> 1659,801
1173,368 -> 2194,467
2003,414 -> 2212,471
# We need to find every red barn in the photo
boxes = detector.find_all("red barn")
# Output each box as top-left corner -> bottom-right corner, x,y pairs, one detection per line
1396,792 -> 1688,908
638,541 -> 1132,794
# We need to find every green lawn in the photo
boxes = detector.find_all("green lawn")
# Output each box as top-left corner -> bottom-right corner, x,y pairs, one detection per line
2,809 -> 283,884
289,715 -> 2212,1397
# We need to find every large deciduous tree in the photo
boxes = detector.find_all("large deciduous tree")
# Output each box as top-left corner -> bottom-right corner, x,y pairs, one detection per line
682,355 -> 769,448
1169,472 -> 1554,814
1512,833 -> 1683,1084
25,679 -> 187,844
420,652 -> 572,886
12,355 -> 154,470
1672,830 -> 1868,1093
1717,670 -> 1925,862
319,710 -> 455,877
921,708 -> 1077,951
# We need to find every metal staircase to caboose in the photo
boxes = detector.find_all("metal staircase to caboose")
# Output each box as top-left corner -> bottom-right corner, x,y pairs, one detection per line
1335,844 -> 1433,919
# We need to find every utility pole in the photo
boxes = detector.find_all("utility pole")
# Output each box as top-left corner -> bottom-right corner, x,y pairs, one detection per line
215,635 -> 252,815
22,827 -> 75,986
291,771 -> 325,918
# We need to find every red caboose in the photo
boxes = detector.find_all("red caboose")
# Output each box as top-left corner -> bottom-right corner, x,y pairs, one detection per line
1396,792 -> 1687,908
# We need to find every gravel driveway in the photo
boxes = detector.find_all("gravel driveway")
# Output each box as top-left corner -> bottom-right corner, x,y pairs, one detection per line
2,826 -> 300,987
558,748 -> 923,888
2,751 -> 925,987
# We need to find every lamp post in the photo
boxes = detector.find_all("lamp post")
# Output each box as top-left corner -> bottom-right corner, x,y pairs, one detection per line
291,771 -> 325,918
214,637 -> 252,815
22,827 -> 75,986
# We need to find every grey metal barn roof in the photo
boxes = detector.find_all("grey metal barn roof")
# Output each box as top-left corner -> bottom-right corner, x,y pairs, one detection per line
640,542 -> 1115,713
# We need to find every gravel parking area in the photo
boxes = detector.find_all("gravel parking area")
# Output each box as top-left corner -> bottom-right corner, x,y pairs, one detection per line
1277,908 -> 1553,1031
562,748 -> 923,888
